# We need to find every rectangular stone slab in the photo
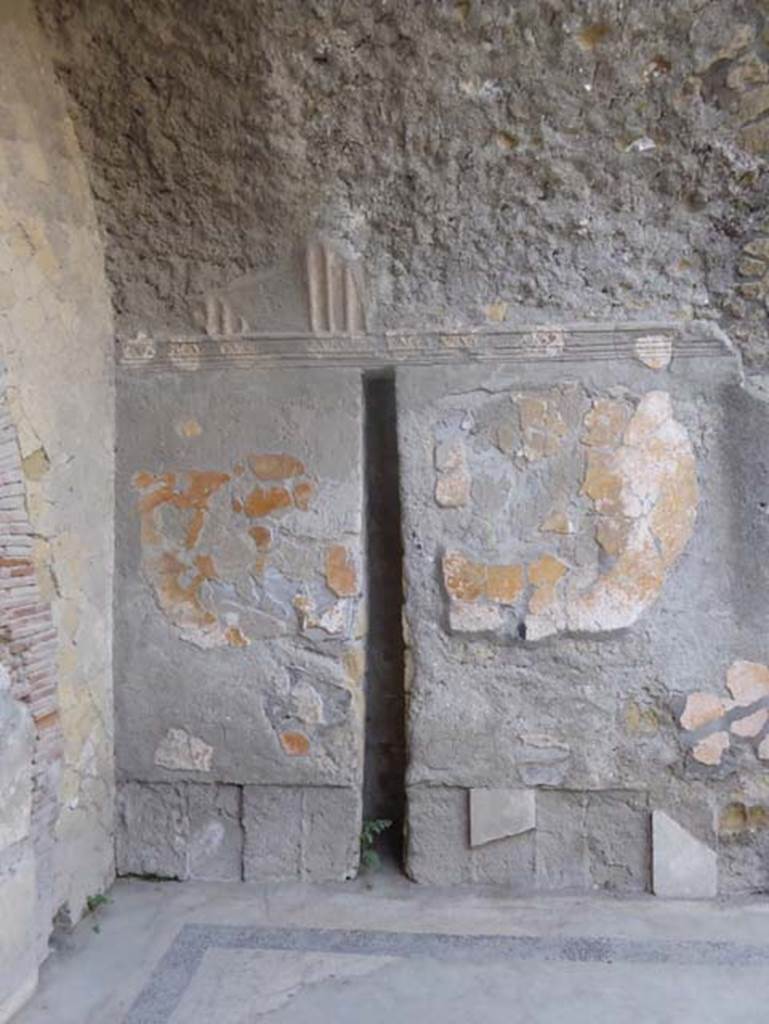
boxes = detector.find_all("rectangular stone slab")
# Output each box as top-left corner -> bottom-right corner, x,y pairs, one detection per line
395,350 -> 761,891
652,811 -> 717,900
114,367 -> 365,881
115,367 -> 365,789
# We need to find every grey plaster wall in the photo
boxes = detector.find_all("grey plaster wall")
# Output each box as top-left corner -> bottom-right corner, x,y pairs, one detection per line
115,368 -> 365,881
38,0 -> 769,370
30,0 -> 769,895
397,333 -> 769,893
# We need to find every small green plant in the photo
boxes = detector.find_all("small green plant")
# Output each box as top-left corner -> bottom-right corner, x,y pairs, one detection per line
86,893 -> 109,915
360,818 -> 392,871
86,892 -> 110,933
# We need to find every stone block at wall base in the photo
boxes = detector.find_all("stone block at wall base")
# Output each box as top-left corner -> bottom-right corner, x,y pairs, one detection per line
407,786 -> 649,892
116,781 -> 361,882
406,786 -> 535,887
243,785 -> 360,882
116,782 -> 243,881
536,790 -> 650,894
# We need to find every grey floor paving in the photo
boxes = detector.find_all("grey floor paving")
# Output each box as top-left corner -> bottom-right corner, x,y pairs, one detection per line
15,872 -> 769,1023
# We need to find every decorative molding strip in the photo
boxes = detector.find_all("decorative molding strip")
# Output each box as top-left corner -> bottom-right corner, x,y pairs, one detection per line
117,322 -> 733,373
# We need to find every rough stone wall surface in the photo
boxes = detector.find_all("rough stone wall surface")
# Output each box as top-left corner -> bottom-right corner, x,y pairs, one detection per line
115,368 -> 365,881
397,334 -> 769,894
38,0 -> 769,370
0,665 -> 37,1024
0,0 -> 115,939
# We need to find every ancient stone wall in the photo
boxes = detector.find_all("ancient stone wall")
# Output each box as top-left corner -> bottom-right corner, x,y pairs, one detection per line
398,326 -> 769,894
32,0 -> 769,898
0,0 -> 115,1008
115,368 -> 365,881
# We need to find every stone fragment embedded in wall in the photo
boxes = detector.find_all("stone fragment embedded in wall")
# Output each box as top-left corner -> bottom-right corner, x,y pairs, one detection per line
469,788 -> 535,847
652,811 -> 717,899
438,388 -> 698,641
434,439 -> 471,508
678,660 -> 769,766
443,552 -> 525,605
516,389 -> 571,461
324,544 -> 358,597
154,728 -> 213,773
406,786 -> 535,887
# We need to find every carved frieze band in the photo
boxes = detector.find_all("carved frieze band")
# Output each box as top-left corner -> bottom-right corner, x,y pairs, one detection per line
118,323 -> 731,373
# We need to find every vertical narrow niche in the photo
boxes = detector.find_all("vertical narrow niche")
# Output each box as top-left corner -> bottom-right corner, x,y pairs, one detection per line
362,369 -> 406,866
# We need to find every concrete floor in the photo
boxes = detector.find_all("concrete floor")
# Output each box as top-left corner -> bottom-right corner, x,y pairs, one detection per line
14,869 -> 769,1023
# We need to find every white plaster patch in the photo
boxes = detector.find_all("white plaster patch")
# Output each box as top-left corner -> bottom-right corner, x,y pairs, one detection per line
652,811 -> 717,899
441,389 -> 698,642
691,732 -> 730,766
434,440 -> 471,508
679,660 -> 769,765
634,334 -> 672,369
121,332 -> 156,364
154,728 -> 213,773
526,328 -> 566,358
449,601 -> 504,633
469,788 -> 536,847
726,660 -> 769,704
554,390 -> 698,637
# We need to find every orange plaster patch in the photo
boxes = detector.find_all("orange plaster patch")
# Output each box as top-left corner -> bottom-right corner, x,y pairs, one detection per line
248,453 -> 305,480
681,692 -> 726,731
528,554 -> 568,615
279,731 -> 311,756
153,551 -> 218,630
443,552 -> 525,606
443,552 -> 486,602
485,563 -> 526,604
134,470 -> 230,547
292,481 -> 314,510
249,525 -> 272,549
325,544 -> 358,597
225,625 -> 250,648
244,485 -> 293,518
